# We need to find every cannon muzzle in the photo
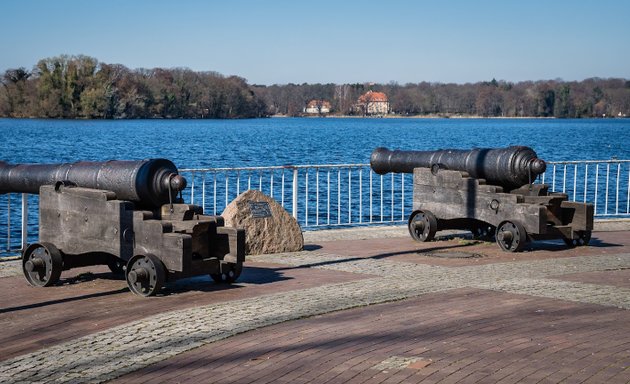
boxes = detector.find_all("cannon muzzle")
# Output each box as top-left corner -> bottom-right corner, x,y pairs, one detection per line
370,146 -> 546,189
0,159 -> 187,207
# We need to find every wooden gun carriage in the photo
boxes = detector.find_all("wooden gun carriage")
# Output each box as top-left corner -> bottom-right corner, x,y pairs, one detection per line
371,146 -> 594,252
0,159 -> 245,296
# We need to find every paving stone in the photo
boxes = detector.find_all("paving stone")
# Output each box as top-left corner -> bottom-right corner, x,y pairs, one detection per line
0,259 -> 20,278
1,245 -> 630,382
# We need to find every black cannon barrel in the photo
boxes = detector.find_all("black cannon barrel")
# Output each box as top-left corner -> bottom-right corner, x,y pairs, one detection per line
0,159 -> 187,207
370,146 -> 547,189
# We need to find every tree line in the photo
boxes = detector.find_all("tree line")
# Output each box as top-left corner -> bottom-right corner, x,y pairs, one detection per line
1,55 -> 629,119
255,78 -> 630,118
0,55 -> 265,119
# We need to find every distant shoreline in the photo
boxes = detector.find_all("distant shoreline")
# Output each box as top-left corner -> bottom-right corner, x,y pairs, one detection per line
1,114 -> 627,121
271,114 -> 625,119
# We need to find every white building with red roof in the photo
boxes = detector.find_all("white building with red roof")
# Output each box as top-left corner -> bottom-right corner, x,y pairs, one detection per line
304,100 -> 332,114
357,90 -> 389,115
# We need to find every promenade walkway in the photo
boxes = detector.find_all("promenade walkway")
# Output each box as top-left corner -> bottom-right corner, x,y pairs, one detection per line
0,222 -> 629,383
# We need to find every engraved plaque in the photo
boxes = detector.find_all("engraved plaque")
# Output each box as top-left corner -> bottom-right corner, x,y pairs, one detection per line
248,201 -> 272,218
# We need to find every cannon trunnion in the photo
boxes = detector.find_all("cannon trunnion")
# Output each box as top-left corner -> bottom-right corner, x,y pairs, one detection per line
371,146 -> 594,252
4,159 -> 245,296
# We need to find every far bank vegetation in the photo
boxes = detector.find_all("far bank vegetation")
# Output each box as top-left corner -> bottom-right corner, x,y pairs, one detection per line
1,55 -> 629,119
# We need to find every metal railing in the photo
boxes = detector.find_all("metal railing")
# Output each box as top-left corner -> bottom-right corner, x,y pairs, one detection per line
0,193 -> 30,255
179,164 -> 410,228
2,159 -> 629,256
541,160 -> 630,217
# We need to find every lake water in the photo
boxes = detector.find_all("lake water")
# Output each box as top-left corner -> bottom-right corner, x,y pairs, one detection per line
1,118 -> 629,167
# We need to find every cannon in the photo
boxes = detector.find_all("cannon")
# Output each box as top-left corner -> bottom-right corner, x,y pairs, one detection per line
0,159 -> 245,296
371,146 -> 594,252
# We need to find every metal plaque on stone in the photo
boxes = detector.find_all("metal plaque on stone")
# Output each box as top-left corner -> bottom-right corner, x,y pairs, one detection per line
248,201 -> 272,218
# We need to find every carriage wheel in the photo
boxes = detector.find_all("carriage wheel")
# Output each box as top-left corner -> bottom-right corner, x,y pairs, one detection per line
211,262 -> 243,284
496,221 -> 527,252
408,210 -> 438,242
563,230 -> 592,247
126,254 -> 166,296
22,242 -> 63,287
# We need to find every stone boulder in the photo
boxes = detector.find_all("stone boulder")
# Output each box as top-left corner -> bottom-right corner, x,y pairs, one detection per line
221,190 -> 303,255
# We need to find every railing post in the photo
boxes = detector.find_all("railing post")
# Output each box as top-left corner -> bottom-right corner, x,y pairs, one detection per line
391,173 -> 394,221
316,169 -> 319,225
616,163 -> 621,215
380,174 -> 384,221
225,174 -> 229,208
7,194 -> 11,251
270,172 -> 274,199
327,170 -> 330,224
359,168 -> 363,223
369,170 -> 373,223
583,164 -> 588,203
236,170 -> 241,196
562,163 -> 567,192
337,169 -> 341,224
572,164 -> 577,202
305,170 -> 309,226
605,163 -> 610,215
348,168 -> 351,224
190,171 -> 195,204
281,170 -> 285,207
292,167 -> 298,219
21,193 -> 28,251
594,164 -> 599,214
401,173 -> 405,221
202,172 -> 206,213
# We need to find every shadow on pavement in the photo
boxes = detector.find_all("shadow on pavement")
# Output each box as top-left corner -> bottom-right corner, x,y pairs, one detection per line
0,288 -> 129,314
160,266 -> 293,296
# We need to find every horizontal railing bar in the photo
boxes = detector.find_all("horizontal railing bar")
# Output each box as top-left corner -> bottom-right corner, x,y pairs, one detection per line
180,163 -> 370,172
182,159 -> 630,172
306,221 -> 406,228
546,159 -> 630,165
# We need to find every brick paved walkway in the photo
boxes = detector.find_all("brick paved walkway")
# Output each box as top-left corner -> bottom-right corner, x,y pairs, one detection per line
115,290 -> 630,384
0,229 -> 629,383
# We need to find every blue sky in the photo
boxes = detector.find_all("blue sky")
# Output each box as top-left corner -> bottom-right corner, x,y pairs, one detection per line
1,0 -> 629,85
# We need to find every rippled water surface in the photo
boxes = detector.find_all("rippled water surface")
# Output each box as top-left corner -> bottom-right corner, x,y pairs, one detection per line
1,118 -> 628,166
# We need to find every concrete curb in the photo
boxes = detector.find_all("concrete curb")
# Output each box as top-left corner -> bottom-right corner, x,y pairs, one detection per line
302,219 -> 630,243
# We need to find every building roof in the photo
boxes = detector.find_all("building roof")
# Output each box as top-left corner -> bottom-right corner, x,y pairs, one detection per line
306,100 -> 332,108
358,91 -> 388,103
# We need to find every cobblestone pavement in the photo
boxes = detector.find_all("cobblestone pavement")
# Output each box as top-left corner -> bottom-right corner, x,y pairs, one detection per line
1,237 -> 629,383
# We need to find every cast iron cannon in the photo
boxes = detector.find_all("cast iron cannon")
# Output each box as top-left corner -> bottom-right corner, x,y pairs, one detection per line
0,159 -> 245,296
370,146 -> 547,190
370,146 -> 593,252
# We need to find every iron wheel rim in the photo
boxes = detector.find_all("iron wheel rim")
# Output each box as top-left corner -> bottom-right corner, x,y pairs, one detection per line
126,254 -> 165,296
22,242 -> 63,287
408,210 -> 437,242
496,221 -> 527,252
